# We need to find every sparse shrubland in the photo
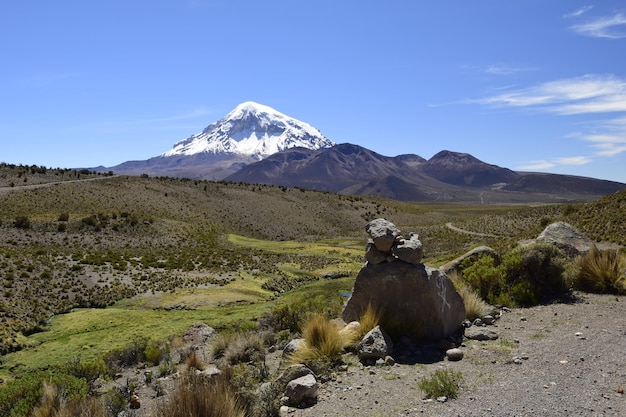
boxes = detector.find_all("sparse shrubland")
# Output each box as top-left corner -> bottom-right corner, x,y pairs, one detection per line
1,173 -> 625,415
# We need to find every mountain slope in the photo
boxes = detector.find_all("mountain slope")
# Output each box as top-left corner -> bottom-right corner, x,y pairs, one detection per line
419,150 -> 519,187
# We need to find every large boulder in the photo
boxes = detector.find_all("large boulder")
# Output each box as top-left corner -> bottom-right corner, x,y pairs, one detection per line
536,221 -> 593,256
342,262 -> 465,341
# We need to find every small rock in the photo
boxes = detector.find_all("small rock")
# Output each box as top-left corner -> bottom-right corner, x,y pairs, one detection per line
481,315 -> 496,325
129,394 -> 140,409
446,348 -> 464,361
436,396 -> 448,403
465,328 -> 499,341
384,355 -> 395,366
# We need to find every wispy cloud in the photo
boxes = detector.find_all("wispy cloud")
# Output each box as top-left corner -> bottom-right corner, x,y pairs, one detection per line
517,160 -> 555,170
473,74 -> 626,163
517,156 -> 592,171
570,12 -> 626,39
463,63 -> 536,76
563,6 -> 593,19
474,74 -> 626,114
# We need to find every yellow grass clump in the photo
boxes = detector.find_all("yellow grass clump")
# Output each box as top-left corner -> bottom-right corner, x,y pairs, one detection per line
574,246 -> 626,295
449,270 -> 492,320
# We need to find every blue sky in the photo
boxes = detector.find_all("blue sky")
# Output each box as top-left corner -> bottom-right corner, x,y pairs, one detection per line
2,1 -> 626,182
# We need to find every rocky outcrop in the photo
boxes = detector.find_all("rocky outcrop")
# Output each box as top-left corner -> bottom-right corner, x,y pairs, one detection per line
343,219 -> 465,342
536,221 -> 593,256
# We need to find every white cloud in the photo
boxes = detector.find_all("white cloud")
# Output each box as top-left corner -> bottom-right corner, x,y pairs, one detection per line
475,74 -> 626,114
474,74 -> 626,159
570,13 -> 626,39
563,6 -> 593,19
517,160 -> 555,170
554,156 -> 592,165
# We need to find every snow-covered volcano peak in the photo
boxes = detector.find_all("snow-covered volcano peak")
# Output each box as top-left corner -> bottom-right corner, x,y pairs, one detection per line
162,102 -> 334,159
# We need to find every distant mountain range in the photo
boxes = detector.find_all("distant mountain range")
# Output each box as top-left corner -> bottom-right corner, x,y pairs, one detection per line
101,102 -> 625,203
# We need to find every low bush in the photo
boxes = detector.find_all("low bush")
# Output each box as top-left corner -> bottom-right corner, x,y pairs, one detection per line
573,246 -> 626,294
461,244 -> 570,307
418,369 -> 463,399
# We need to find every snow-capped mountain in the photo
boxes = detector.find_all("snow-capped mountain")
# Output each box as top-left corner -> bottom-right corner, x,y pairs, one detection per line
162,101 -> 334,160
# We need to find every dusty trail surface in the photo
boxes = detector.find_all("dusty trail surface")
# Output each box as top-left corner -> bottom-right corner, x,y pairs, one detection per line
292,293 -> 626,417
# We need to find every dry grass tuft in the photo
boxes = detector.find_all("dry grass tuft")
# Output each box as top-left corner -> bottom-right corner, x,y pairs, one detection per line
288,315 -> 345,370
32,383 -> 61,417
153,370 -> 245,417
449,270 -> 492,320
574,246 -> 626,294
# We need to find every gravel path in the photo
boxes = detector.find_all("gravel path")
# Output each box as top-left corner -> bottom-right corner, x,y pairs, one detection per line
291,293 -> 626,417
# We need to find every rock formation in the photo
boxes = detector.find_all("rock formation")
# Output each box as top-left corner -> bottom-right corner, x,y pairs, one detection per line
343,219 -> 465,342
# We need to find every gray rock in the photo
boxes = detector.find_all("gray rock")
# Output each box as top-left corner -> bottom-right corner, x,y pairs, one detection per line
465,327 -> 499,341
365,240 -> 388,264
275,364 -> 315,390
283,338 -> 305,357
343,262 -> 466,341
482,315 -> 496,325
358,325 -> 394,361
536,221 -> 593,256
446,348 -> 464,361
182,323 -> 216,346
284,374 -> 319,406
392,233 -> 423,265
366,218 -> 401,253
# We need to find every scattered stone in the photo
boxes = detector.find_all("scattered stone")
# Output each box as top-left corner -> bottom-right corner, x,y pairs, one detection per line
283,338 -> 305,357
481,315 -> 496,325
446,348 -> 464,361
284,374 -> 319,407
129,394 -> 141,409
358,325 -> 393,361
436,396 -> 448,403
465,328 -> 499,341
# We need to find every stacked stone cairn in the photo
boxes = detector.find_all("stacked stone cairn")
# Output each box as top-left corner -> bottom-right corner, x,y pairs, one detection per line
342,218 -> 467,364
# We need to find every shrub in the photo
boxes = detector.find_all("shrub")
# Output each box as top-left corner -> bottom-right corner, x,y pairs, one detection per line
461,254 -> 506,305
502,244 -> 570,306
144,339 -> 168,365
573,246 -> 626,294
0,370 -> 88,417
103,338 -> 148,374
263,294 -> 342,333
220,332 -> 265,366
153,370 -> 245,417
418,369 -> 463,399
14,215 -> 31,229
461,244 -> 570,307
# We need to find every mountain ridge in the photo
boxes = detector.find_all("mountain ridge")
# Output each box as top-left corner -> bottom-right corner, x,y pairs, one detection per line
101,102 -> 626,203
